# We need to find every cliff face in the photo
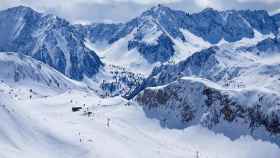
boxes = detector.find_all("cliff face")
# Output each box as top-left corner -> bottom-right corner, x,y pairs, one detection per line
136,77 -> 280,144
81,5 -> 280,64
0,6 -> 103,80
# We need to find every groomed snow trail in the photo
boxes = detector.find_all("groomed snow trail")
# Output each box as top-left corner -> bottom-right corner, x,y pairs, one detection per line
0,84 -> 280,158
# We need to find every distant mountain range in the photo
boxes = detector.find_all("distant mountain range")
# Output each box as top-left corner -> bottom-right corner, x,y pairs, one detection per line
80,5 -> 280,63
1,5 -> 280,145
1,5 -> 279,80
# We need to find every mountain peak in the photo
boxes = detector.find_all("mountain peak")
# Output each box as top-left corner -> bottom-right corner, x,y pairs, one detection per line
151,4 -> 170,11
142,4 -> 174,17
2,5 -> 40,18
201,7 -> 219,14
6,5 -> 36,13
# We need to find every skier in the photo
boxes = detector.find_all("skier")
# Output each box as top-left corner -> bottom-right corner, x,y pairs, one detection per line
107,118 -> 111,128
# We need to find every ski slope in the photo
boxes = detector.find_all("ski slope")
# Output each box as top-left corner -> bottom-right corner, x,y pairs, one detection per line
0,83 -> 280,158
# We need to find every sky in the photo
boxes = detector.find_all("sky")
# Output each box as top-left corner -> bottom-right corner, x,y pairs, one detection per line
0,0 -> 280,24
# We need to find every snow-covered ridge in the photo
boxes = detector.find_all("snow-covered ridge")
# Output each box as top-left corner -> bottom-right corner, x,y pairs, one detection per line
0,6 -> 103,80
1,5 -> 279,80
1,5 -> 280,157
80,5 -> 280,67
136,77 -> 280,145
129,34 -> 280,146
1,80 -> 280,158
129,37 -> 280,99
0,52 -> 84,91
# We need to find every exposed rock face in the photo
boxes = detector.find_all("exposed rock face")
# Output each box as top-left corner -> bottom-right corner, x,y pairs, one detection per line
249,37 -> 280,52
1,5 -> 278,80
0,6 -> 103,80
136,77 -> 280,144
128,34 -> 175,63
127,34 -> 280,99
80,5 -> 280,64
239,10 -> 278,34
0,52 -> 79,89
126,46 -> 236,99
130,28 -> 280,144
273,13 -> 280,27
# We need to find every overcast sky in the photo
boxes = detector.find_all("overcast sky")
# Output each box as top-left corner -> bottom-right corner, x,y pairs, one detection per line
1,0 -> 280,24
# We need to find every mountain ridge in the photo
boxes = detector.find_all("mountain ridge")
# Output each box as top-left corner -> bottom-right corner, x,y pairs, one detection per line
80,4 -> 280,65
1,5 -> 280,157
0,5 -> 103,80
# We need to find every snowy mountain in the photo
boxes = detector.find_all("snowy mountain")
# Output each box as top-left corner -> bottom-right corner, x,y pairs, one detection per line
124,30 -> 280,145
0,6 -> 103,80
0,52 -> 85,92
136,77 -> 280,144
248,36 -> 280,53
273,13 -> 280,27
80,5 -> 279,72
1,4 -> 280,158
81,5 -> 204,66
0,5 -> 278,78
2,81 -> 280,158
128,35 -> 280,98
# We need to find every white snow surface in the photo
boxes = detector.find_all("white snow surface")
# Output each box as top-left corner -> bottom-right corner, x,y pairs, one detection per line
171,29 -> 211,63
85,32 -> 158,76
1,15 -> 279,158
217,30 -> 274,49
0,52 -> 85,91
212,45 -> 280,92
0,80 -> 280,158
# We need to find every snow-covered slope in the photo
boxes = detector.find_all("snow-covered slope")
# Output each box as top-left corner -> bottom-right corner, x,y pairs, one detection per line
0,52 -> 83,92
85,33 -> 157,76
128,36 -> 280,98
0,6 -> 103,80
0,5 -> 278,79
80,5 -> 280,73
1,5 -> 280,158
0,5 -> 279,80
136,77 -> 280,144
0,88 -> 87,158
0,82 -> 280,158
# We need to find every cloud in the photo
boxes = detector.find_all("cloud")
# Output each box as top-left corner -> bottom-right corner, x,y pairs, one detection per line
237,0 -> 280,4
0,0 -> 279,23
194,0 -> 222,10
104,0 -> 182,5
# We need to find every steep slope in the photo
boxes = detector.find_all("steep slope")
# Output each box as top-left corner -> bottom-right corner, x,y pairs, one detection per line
0,6 -> 103,80
0,52 -> 83,91
0,5 -> 278,79
128,33 -> 280,145
273,13 -> 280,27
82,5 -> 209,65
1,5 -> 280,158
81,5 -> 279,70
127,35 -> 280,99
0,89 -> 87,158
0,81 -> 279,158
136,77 -> 280,145
185,8 -> 278,43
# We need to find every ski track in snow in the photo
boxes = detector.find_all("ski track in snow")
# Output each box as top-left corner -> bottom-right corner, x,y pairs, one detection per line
0,84 -> 280,158
1,6 -> 280,158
